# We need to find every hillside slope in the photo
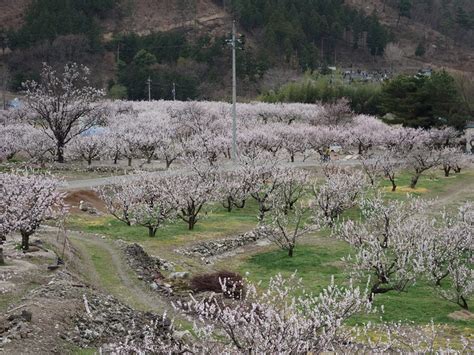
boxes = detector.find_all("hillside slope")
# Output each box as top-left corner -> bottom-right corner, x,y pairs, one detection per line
0,0 -> 30,29
346,0 -> 474,74
0,0 -> 230,36
1,0 -> 472,74
115,0 -> 230,35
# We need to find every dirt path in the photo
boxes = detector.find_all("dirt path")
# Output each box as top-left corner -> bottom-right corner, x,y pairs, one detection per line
66,231 -> 182,319
63,158 -> 359,190
430,173 -> 474,212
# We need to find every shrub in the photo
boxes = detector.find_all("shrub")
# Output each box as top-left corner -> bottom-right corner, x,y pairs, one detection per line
260,77 -> 383,115
190,271 -> 244,298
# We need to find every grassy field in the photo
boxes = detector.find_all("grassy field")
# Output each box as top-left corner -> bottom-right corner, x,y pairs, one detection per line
67,199 -> 260,244
67,168 -> 474,334
379,169 -> 474,200
238,239 -> 474,328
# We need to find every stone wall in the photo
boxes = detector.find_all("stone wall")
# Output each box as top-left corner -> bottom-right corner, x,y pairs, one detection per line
176,230 -> 263,263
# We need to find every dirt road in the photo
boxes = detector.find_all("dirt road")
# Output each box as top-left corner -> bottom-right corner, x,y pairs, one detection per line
67,231 -> 181,318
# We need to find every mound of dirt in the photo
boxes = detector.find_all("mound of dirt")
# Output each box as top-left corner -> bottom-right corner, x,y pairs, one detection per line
0,270 -> 86,352
69,292 -> 172,349
65,190 -> 106,213
448,310 -> 474,321
1,268 -> 174,352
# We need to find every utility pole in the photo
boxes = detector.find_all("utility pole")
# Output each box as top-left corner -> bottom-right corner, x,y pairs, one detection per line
320,37 -> 324,62
172,82 -> 176,101
147,77 -> 151,101
1,64 -> 7,110
231,20 -> 237,162
116,43 -> 120,65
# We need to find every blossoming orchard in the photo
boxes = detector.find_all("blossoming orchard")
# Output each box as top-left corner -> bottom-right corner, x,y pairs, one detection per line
0,63 -> 472,352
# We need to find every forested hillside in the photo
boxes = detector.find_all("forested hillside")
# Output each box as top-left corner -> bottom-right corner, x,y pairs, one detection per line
0,0 -> 473,102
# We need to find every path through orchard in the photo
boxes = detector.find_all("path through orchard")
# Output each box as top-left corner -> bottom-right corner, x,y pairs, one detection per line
430,173 -> 474,212
66,231 -> 183,321
62,158 -> 361,190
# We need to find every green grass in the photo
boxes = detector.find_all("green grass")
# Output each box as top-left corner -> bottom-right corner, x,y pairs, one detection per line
73,238 -> 151,311
0,292 -> 16,312
67,200 -> 260,245
239,238 -> 474,329
239,238 -> 351,290
72,236 -> 195,330
379,170 -> 473,200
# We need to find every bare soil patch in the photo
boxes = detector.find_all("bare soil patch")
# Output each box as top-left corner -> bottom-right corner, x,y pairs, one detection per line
65,190 -> 106,214
449,310 -> 474,321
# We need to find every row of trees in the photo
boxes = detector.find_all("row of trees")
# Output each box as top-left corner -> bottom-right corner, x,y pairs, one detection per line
1,64 -> 469,172
336,194 -> 473,309
97,157 -> 309,234
262,70 -> 472,130
2,104 -> 466,190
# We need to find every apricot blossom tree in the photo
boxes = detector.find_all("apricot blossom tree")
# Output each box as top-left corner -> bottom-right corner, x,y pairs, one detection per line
22,63 -> 105,163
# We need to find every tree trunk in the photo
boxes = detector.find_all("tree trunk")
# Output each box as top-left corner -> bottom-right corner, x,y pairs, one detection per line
223,196 -> 233,212
410,174 -> 420,189
21,231 -> 30,251
391,182 -> 397,192
127,157 -> 132,167
459,296 -> 469,310
443,166 -> 451,177
188,215 -> 196,230
290,154 -> 295,163
165,158 -> 172,169
56,143 -> 65,163
288,248 -> 294,257
148,227 -> 157,237
87,157 -> 92,166
258,204 -> 266,222
234,199 -> 246,209
0,236 -> 5,265
369,283 -> 394,301
390,178 -> 397,192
